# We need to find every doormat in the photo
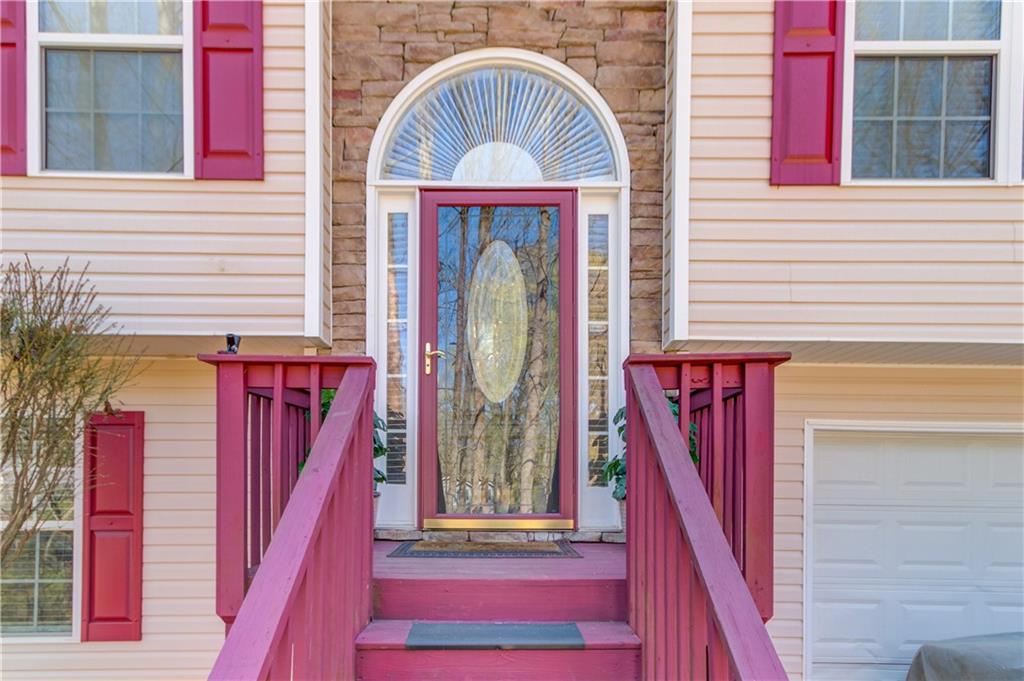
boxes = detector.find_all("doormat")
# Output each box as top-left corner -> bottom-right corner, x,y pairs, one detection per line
387,540 -> 581,558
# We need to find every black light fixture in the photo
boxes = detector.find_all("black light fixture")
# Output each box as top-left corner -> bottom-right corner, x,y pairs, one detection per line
220,333 -> 241,354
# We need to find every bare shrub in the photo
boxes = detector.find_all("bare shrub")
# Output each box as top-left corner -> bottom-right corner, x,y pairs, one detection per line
1,257 -> 139,563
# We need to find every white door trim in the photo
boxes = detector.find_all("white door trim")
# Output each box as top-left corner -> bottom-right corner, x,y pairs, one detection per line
365,48 -> 634,530
802,419 -> 1024,680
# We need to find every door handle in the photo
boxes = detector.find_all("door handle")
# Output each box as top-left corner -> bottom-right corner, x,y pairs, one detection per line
424,342 -> 447,375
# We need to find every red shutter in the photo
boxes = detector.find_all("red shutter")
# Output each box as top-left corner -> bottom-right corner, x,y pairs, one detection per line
82,412 -> 144,642
770,0 -> 845,185
194,0 -> 263,180
0,0 -> 26,175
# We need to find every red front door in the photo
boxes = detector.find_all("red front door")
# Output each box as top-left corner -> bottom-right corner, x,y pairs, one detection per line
419,189 -> 577,530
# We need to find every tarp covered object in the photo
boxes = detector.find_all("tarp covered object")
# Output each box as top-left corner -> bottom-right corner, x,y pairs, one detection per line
906,632 -> 1024,681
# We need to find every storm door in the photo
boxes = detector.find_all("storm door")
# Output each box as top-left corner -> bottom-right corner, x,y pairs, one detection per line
419,190 -> 577,530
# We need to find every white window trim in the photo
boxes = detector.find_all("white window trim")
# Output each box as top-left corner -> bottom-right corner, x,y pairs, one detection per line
0,454 -> 83,644
841,0 -> 1024,186
25,0 -> 195,180
801,419 -> 1024,680
578,190 -> 627,531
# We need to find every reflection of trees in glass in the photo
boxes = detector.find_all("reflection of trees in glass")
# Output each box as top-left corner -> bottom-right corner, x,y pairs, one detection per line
436,206 -> 560,515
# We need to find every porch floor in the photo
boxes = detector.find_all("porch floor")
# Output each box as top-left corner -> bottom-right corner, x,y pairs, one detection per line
373,540 -> 625,580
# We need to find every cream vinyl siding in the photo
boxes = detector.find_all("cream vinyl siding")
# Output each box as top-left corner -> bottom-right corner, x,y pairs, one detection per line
1,360 -> 221,681
0,1 -> 308,339
768,363 -> 1024,679
682,2 -> 1024,346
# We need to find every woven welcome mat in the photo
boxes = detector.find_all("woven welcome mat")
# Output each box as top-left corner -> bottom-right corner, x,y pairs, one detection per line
388,540 -> 580,558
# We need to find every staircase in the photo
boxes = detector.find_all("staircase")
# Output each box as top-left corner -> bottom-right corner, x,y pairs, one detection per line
203,352 -> 791,681
356,541 -> 638,680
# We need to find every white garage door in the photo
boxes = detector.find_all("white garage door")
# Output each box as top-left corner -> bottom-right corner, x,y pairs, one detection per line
810,429 -> 1024,681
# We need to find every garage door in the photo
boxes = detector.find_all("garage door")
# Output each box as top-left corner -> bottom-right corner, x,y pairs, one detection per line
810,429 -> 1024,681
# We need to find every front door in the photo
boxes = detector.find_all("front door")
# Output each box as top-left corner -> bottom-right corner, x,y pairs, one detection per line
419,189 -> 577,530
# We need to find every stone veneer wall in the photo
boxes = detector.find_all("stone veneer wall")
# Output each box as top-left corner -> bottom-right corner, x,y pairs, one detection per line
331,0 -> 666,354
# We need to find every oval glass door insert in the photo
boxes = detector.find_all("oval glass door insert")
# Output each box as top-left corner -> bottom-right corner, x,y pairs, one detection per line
466,240 -> 528,403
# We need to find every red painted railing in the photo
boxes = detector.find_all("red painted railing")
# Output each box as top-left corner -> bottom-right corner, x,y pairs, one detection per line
625,353 -> 790,681
198,354 -> 374,627
204,356 -> 376,680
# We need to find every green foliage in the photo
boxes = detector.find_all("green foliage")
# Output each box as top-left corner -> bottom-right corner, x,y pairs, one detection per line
309,388 -> 387,484
602,397 -> 699,501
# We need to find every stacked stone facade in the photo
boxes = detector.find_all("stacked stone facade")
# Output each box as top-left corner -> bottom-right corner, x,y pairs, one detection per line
331,0 -> 666,353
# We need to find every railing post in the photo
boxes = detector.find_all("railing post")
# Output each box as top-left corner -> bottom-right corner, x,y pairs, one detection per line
742,361 -> 775,621
215,361 -> 247,628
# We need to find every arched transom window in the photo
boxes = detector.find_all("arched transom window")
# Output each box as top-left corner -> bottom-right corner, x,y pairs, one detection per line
381,66 -> 617,182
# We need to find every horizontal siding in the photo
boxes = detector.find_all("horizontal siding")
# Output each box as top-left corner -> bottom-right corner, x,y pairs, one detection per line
684,1 -> 1024,345
768,363 -> 1024,679
0,1 -> 308,340
1,360 -> 222,680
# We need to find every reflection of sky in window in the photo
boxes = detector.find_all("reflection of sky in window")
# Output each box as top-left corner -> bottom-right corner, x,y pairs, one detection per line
853,56 -> 993,179
436,206 -> 559,370
383,67 -> 616,182
434,205 -> 563,514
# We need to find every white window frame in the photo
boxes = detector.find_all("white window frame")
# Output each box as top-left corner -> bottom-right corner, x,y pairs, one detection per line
25,0 -> 195,180
841,0 -> 1024,185
0,459 -> 83,644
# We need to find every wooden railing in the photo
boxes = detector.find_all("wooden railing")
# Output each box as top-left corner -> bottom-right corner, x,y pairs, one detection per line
625,353 -> 789,681
205,357 -> 376,680
198,354 -> 375,627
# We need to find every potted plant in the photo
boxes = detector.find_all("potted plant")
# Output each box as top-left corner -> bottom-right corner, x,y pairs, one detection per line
370,412 -> 388,519
310,389 -> 388,519
602,399 -> 699,530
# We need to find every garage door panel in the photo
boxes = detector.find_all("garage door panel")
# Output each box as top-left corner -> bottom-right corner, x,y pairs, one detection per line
814,586 -> 1022,666
814,434 -> 887,498
813,516 -> 886,578
811,430 -> 1024,679
814,508 -> 1020,584
815,431 -> 1023,504
983,521 -> 1024,581
988,447 -> 1024,496
812,662 -> 909,681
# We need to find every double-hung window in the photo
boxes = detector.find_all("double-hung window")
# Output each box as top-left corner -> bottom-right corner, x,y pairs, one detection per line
844,0 -> 1024,183
0,463 -> 78,637
28,0 -> 191,176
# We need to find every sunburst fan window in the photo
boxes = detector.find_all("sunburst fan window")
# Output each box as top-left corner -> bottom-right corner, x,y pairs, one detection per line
381,66 -> 617,182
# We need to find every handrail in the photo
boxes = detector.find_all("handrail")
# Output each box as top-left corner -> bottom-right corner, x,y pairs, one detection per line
626,356 -> 788,681
207,363 -> 375,680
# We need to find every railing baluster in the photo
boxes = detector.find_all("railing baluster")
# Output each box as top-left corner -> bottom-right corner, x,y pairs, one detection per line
664,519 -> 677,678
654,467 -> 667,680
691,574 -> 708,680
309,364 -> 322,443
709,625 -> 729,681
711,362 -> 725,523
723,395 -> 735,558
260,397 -> 272,556
271,363 -> 285,530
249,393 -> 261,571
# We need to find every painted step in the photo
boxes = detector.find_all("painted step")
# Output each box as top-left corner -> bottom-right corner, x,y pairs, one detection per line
373,541 -> 626,622
355,620 -> 640,681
